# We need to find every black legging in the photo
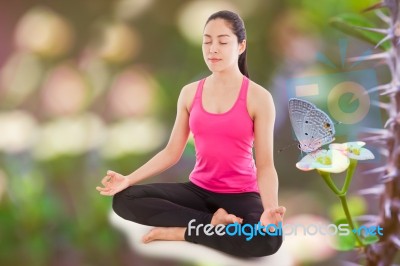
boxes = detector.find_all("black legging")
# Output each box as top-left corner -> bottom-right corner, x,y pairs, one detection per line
112,181 -> 282,257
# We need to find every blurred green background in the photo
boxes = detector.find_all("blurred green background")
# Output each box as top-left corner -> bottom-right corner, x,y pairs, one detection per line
0,0 -> 388,265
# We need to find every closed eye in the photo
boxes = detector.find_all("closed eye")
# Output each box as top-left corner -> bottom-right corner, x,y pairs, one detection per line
203,42 -> 227,45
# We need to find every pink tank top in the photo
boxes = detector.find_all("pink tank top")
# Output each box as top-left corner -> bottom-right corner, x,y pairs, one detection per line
188,76 -> 259,193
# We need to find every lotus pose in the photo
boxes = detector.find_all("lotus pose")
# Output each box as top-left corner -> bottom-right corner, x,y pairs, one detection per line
96,10 -> 285,257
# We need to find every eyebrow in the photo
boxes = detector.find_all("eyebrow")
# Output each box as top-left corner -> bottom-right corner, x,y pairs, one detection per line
203,34 -> 231,38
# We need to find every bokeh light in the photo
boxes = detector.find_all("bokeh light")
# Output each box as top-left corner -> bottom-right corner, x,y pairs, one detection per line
177,0 -> 238,45
40,63 -> 89,117
98,22 -> 141,64
284,214 -> 336,264
115,0 -> 155,20
106,67 -> 159,119
79,53 -> 110,102
0,110 -> 38,153
33,113 -> 106,160
14,6 -> 74,57
101,117 -> 167,159
0,52 -> 44,107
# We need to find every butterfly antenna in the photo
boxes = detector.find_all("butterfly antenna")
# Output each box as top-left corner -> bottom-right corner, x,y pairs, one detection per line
278,142 -> 298,154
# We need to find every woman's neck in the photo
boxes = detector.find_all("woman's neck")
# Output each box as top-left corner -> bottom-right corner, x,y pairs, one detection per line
209,68 -> 244,87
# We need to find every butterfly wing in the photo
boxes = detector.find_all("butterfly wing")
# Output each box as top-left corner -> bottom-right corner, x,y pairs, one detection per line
288,98 -> 316,150
302,108 -> 335,152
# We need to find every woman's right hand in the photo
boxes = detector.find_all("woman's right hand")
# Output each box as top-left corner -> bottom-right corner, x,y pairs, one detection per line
96,170 -> 130,196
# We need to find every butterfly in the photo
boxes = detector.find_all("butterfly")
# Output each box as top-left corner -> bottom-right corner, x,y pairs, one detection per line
288,98 -> 335,153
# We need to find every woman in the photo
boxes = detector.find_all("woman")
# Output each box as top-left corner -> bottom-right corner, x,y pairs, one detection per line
96,10 -> 286,257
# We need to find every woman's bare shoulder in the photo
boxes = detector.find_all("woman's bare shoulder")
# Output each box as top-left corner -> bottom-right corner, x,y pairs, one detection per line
248,80 -> 272,100
179,80 -> 200,112
181,80 -> 199,95
247,80 -> 274,117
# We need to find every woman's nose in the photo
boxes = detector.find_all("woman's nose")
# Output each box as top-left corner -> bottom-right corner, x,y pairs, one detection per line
209,43 -> 218,53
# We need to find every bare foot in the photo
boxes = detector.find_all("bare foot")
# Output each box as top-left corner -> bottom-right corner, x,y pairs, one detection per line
211,208 -> 243,226
142,227 -> 185,244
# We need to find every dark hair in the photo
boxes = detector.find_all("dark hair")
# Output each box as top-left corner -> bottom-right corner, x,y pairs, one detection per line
205,10 -> 249,78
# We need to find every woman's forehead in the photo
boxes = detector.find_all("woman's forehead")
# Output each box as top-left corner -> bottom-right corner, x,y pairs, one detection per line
203,19 -> 233,36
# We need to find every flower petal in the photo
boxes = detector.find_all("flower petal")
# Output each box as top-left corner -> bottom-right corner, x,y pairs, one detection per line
296,150 -> 327,171
329,143 -> 347,151
296,161 -> 315,171
330,141 -> 374,161
317,149 -> 350,173
346,141 -> 365,147
348,148 -> 375,160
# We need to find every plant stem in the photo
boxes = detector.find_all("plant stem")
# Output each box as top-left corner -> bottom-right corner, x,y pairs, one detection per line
317,164 -> 365,247
340,159 -> 358,195
317,170 -> 342,195
338,194 -> 364,247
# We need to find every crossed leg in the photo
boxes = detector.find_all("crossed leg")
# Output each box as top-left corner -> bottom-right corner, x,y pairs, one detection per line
112,182 -> 282,257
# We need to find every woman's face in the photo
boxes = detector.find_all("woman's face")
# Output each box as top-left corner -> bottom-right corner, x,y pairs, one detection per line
202,19 -> 245,74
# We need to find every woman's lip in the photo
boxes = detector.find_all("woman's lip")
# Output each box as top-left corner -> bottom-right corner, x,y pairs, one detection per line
209,59 -> 221,63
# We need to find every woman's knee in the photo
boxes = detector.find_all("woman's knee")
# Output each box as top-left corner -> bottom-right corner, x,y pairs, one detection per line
112,185 -> 143,214
266,235 -> 283,255
245,235 -> 283,257
112,190 -> 130,218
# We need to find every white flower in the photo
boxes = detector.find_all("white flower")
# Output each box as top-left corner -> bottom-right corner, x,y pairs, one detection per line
296,149 -> 350,173
329,142 -> 374,160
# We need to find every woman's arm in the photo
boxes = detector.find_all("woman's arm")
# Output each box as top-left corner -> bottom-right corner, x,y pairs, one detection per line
126,83 -> 195,186
97,83 -> 197,195
252,85 -> 279,210
250,83 -> 285,229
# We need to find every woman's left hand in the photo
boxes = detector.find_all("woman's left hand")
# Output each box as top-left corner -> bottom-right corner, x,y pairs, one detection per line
260,206 -> 286,232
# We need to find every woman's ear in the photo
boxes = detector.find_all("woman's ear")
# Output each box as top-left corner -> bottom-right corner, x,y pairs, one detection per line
239,39 -> 246,55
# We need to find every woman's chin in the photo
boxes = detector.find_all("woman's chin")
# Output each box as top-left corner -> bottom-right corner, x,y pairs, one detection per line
207,66 -> 225,73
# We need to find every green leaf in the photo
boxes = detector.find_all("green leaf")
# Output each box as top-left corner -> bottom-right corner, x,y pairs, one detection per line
333,218 -> 357,251
335,232 -> 357,251
363,234 -> 380,245
330,13 -> 390,50
329,195 -> 366,221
